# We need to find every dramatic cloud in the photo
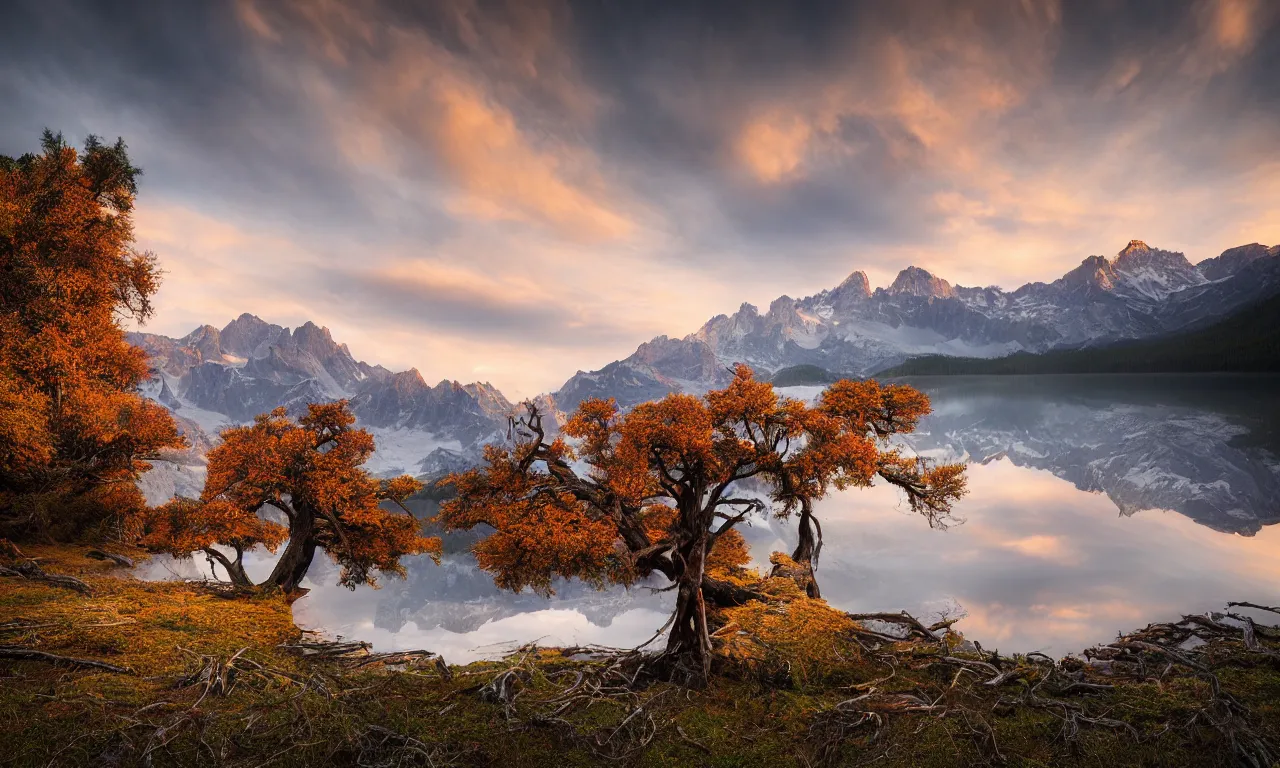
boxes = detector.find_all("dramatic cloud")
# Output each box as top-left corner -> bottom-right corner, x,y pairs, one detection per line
2,0 -> 1278,395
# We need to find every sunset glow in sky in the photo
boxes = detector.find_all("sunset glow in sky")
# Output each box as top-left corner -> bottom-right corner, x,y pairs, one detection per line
3,0 -> 1278,396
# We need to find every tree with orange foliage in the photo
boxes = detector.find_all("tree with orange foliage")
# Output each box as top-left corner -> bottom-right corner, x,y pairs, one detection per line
770,377 -> 967,598
1,131 -> 181,539
441,365 -> 965,684
138,401 -> 440,594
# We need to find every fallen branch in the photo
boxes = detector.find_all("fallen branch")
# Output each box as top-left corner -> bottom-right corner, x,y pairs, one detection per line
86,550 -> 135,568
1227,602 -> 1280,619
279,639 -> 372,659
846,611 -> 939,642
0,619 -> 58,632
0,646 -> 133,674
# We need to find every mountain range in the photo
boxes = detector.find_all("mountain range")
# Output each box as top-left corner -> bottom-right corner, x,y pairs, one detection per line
129,239 -> 1280,495
129,315 -> 524,495
556,240 -> 1280,409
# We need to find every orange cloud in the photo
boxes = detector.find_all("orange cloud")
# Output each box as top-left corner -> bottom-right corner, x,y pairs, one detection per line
1181,0 -> 1274,77
999,534 -> 1078,564
131,204 -> 318,334
727,2 -> 1061,189
1211,0 -> 1258,52
431,79 -> 632,240
239,0 -> 633,243
736,113 -> 813,183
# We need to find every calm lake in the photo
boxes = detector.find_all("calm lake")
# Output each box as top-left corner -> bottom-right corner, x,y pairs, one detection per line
139,374 -> 1280,663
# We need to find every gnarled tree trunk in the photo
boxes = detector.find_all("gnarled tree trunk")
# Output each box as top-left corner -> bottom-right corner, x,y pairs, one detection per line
791,501 -> 822,599
628,508 -> 764,611
774,499 -> 822,598
265,508 -> 317,595
663,520 -> 712,686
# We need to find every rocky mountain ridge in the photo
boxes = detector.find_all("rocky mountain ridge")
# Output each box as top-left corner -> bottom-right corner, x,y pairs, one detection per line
128,314 -> 544,486
555,241 -> 1280,409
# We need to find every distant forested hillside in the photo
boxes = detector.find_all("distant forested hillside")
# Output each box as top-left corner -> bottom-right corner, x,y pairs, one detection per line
768,364 -> 839,386
878,292 -> 1280,376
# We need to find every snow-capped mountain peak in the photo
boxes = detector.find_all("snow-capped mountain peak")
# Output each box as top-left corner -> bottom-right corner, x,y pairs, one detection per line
886,266 -> 956,299
1109,241 -> 1205,301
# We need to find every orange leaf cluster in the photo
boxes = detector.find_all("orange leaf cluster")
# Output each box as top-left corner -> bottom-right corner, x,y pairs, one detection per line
139,497 -> 288,558
719,583 -> 860,682
705,528 -> 755,580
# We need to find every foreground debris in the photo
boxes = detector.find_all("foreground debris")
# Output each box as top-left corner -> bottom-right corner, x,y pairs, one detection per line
3,544 -> 1280,767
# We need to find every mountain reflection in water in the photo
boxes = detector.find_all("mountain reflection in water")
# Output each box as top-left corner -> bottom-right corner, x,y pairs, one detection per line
139,375 -> 1280,662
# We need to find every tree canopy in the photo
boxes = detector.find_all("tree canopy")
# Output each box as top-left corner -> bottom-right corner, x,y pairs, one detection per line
441,365 -> 966,683
138,401 -> 440,594
1,131 -> 181,539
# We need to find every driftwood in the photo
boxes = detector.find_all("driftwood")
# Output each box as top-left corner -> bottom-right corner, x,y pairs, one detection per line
0,645 -> 133,674
279,639 -> 373,660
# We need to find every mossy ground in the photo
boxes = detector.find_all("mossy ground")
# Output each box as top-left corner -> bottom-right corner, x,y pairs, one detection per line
3,546 -> 1279,767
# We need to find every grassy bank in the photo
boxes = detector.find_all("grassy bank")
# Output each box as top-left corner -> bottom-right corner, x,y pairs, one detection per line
3,546 -> 1280,767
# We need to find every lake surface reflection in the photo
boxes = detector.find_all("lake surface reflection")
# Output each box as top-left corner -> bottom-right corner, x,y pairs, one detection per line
140,375 -> 1280,662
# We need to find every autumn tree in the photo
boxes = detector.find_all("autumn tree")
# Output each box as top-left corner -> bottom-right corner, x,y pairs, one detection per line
137,401 -> 440,594
0,131 -> 181,539
441,365 -> 965,684
769,377 -> 967,598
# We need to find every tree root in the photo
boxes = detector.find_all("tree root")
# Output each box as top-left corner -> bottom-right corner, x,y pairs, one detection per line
174,646 -> 250,705
447,643 -> 678,761
355,725 -> 456,767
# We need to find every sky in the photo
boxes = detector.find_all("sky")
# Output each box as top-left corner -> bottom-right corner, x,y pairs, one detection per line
3,0 -> 1279,397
